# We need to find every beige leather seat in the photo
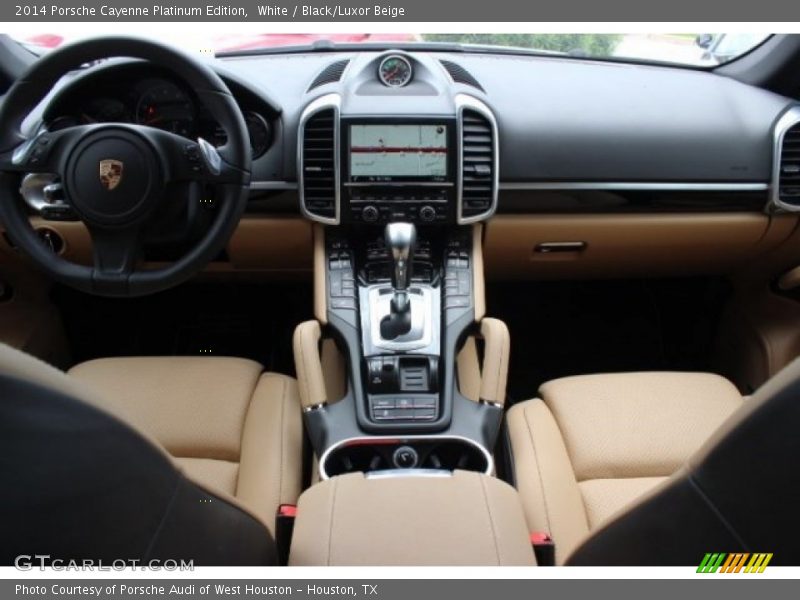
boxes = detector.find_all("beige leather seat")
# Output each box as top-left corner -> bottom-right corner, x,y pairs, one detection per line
507,371 -> 744,564
68,356 -> 303,538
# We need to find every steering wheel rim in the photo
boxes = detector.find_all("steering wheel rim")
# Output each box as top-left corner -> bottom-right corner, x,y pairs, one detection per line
0,36 -> 251,297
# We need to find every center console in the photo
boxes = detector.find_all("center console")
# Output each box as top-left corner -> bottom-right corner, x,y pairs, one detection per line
294,67 -> 504,481
289,470 -> 535,566
283,51 -> 531,567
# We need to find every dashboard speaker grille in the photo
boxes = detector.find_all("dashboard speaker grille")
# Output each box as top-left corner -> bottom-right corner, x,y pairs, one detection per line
460,109 -> 495,219
440,60 -> 484,92
780,123 -> 800,206
308,59 -> 350,91
301,108 -> 337,220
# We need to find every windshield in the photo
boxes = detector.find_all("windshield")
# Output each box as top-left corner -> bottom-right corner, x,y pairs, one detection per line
11,32 -> 770,67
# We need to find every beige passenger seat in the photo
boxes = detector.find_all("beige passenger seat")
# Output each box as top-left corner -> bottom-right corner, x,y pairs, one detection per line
506,371 -> 744,564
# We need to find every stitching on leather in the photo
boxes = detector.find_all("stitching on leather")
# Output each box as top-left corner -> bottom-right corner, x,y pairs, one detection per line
577,476 -> 666,529
687,471 -> 750,550
296,329 -> 309,407
495,324 -> 506,401
240,369 -> 263,458
277,375 -> 287,508
143,475 -> 182,561
174,456 -> 239,494
174,455 -> 238,464
486,323 -> 504,402
544,402 -> 591,532
522,404 -> 554,534
478,474 -> 502,565
234,370 -> 264,498
326,477 -> 338,566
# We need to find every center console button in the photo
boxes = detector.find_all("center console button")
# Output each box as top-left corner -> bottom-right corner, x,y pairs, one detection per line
413,408 -> 436,420
331,297 -> 356,310
362,205 -> 379,222
373,408 -> 394,420
392,445 -> 419,469
444,296 -> 469,309
372,397 -> 396,409
419,205 -> 436,222
412,397 -> 436,408
396,397 -> 414,410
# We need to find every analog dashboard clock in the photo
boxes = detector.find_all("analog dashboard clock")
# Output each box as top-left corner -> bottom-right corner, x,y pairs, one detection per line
378,55 -> 413,87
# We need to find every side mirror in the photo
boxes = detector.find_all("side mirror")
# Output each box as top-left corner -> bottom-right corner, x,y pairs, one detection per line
695,34 -> 714,49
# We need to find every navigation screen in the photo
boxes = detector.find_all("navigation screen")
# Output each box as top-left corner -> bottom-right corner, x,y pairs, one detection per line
349,124 -> 447,181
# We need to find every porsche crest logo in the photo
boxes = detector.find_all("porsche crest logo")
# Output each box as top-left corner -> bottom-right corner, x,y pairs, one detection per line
99,159 -> 123,191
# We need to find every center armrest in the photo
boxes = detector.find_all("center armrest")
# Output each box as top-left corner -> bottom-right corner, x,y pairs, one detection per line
288,470 -> 535,566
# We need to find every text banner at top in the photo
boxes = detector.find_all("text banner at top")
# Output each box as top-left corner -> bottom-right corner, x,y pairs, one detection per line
3,0 -> 800,22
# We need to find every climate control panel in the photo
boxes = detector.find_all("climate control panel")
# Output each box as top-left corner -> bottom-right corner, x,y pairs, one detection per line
348,187 -> 452,224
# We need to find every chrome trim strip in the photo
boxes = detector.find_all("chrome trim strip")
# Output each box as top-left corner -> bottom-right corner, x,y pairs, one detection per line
770,105 -> 800,213
319,434 -> 494,481
20,173 -> 60,212
455,94 -> 500,225
501,182 -> 769,192
343,181 -> 454,188
366,469 -> 453,480
250,181 -> 769,193
249,181 -> 298,190
297,93 -> 341,225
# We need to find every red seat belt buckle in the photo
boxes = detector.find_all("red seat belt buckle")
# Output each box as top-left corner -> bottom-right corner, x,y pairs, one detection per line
275,504 -> 297,565
530,532 -> 555,566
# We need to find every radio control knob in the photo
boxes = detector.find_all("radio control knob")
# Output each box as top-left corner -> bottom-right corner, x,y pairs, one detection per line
419,205 -> 436,222
393,445 -> 419,469
362,205 -> 379,223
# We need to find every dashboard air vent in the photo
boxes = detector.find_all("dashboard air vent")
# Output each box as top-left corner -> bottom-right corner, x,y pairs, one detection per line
440,60 -> 484,92
779,122 -> 800,207
308,59 -> 350,91
459,108 -> 496,220
301,108 -> 337,221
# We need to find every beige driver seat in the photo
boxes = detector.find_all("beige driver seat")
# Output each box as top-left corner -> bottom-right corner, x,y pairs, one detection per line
68,355 -> 303,538
507,371 -> 744,564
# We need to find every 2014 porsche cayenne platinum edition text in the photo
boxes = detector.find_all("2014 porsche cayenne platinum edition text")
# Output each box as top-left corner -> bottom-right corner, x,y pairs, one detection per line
0,31 -> 798,567
41,5 -> 248,18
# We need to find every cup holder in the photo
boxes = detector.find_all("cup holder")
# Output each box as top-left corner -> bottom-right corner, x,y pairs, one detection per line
320,435 -> 492,479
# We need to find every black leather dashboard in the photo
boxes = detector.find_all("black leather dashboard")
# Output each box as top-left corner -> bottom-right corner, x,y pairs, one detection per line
32,48 -> 800,203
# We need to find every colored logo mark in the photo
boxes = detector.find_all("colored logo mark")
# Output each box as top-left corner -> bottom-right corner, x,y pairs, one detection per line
697,553 -> 773,573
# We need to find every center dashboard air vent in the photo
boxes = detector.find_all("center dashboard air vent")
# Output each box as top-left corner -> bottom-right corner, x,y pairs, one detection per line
299,98 -> 339,223
458,100 -> 498,223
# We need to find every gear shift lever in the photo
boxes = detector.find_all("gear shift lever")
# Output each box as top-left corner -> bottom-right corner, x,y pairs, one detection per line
387,222 -> 415,302
381,222 -> 416,339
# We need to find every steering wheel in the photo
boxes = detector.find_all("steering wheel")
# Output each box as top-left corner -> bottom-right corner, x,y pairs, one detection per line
0,37 -> 251,297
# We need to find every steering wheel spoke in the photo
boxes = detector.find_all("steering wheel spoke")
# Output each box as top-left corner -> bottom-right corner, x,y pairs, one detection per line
89,224 -> 141,278
149,129 -> 248,186
0,126 -> 93,174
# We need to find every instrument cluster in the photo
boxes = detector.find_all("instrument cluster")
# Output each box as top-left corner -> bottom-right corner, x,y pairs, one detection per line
47,76 -> 273,159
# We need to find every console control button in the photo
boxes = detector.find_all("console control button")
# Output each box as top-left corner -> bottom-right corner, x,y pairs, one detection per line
372,397 -> 396,409
392,446 -> 419,469
362,205 -> 379,222
370,394 -> 438,421
419,205 -> 436,222
413,397 -> 436,408
396,397 -> 415,410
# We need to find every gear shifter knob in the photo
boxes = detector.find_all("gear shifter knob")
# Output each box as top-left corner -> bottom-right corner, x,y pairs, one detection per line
385,222 -> 416,291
